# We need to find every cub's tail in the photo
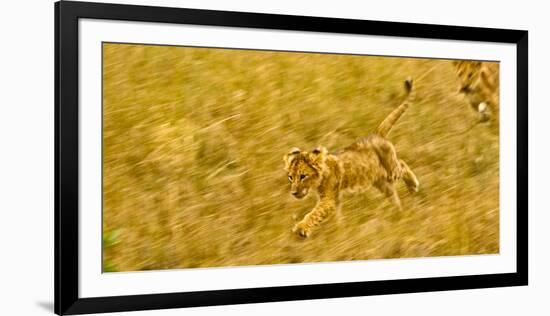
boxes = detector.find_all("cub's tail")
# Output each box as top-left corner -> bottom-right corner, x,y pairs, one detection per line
375,78 -> 415,138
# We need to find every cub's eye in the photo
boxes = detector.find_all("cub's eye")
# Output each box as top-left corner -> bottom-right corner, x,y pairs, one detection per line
288,175 -> 293,182
300,174 -> 307,181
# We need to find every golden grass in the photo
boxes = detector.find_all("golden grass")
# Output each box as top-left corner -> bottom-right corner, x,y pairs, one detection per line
102,43 -> 499,272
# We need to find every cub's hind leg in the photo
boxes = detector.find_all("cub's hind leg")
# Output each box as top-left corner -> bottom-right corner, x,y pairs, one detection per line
375,180 -> 402,212
400,159 -> 419,193
371,136 -> 402,182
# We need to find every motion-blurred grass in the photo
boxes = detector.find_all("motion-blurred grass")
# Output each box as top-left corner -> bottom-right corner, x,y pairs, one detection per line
102,43 -> 499,272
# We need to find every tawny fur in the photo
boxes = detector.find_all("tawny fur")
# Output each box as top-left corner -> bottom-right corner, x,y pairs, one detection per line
283,79 -> 419,238
452,60 -> 499,127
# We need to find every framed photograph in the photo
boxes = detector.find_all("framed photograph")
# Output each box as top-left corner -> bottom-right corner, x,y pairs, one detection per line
55,1 -> 528,314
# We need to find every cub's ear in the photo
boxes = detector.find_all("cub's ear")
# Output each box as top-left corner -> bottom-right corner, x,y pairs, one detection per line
283,147 -> 301,170
308,146 -> 328,171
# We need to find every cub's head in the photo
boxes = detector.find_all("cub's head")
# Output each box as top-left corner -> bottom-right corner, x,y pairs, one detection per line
283,146 -> 328,199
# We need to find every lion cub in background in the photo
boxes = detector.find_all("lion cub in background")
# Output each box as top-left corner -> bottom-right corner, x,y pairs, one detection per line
284,79 -> 419,238
452,60 -> 499,125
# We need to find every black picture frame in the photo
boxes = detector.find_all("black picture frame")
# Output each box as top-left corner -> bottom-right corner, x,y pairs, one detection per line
55,1 -> 528,315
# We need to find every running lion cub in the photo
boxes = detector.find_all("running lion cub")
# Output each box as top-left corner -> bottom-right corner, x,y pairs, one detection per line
284,79 -> 419,238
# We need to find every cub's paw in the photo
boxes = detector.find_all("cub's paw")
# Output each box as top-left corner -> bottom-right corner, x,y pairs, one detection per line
407,177 -> 420,193
478,102 -> 491,123
292,222 -> 311,239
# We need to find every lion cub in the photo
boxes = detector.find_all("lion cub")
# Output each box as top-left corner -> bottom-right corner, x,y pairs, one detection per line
284,79 -> 419,238
452,60 -> 499,125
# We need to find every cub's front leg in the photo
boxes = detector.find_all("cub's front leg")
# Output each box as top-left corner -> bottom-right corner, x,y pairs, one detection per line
293,197 -> 337,238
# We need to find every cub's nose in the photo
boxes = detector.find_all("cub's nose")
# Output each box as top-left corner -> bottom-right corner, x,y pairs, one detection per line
291,191 -> 299,196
